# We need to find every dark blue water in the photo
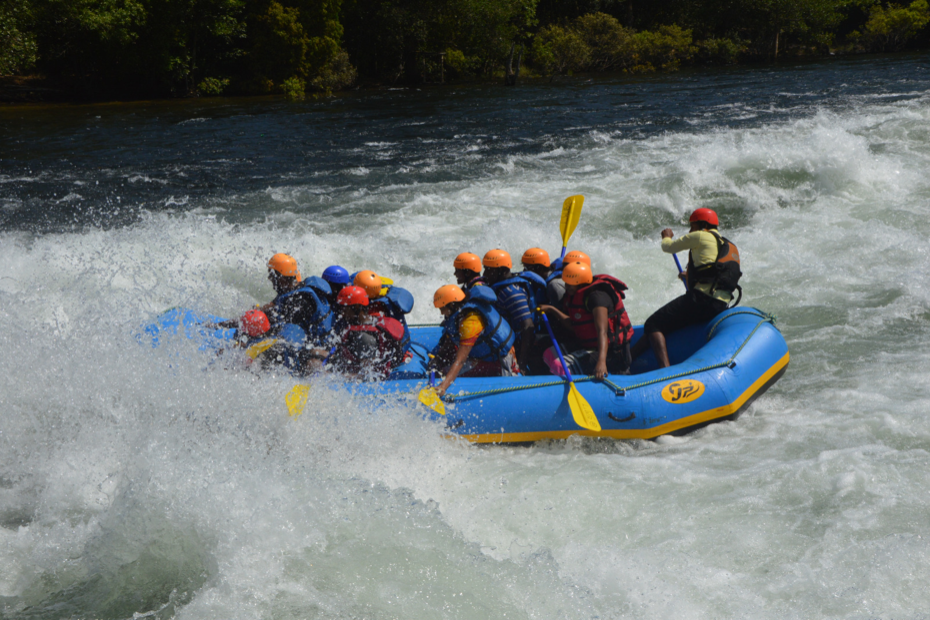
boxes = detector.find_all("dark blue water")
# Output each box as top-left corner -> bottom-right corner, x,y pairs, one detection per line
2,53 -> 928,232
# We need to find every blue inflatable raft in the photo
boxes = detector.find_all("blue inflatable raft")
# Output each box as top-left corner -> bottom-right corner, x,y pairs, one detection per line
143,307 -> 788,443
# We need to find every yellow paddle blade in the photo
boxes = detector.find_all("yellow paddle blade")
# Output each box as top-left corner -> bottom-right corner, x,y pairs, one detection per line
245,338 -> 277,360
559,195 -> 585,246
379,276 -> 394,297
567,382 -> 600,431
286,384 -> 311,418
418,387 -> 446,415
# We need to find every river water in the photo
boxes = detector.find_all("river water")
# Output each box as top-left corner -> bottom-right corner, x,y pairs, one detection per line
2,52 -> 930,619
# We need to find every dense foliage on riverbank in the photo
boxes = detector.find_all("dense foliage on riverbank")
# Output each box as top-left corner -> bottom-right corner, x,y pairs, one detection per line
1,0 -> 928,99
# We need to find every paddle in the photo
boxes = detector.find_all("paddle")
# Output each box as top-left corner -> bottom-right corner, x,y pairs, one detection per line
559,195 -> 584,260
538,311 -> 601,432
286,384 -> 310,418
418,354 -> 446,415
673,254 -> 688,291
285,346 -> 336,419
418,387 -> 446,415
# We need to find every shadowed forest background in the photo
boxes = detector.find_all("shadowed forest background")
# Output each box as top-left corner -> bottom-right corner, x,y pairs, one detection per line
0,0 -> 929,100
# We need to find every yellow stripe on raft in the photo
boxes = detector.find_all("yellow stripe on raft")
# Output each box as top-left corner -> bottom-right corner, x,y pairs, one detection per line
455,351 -> 790,444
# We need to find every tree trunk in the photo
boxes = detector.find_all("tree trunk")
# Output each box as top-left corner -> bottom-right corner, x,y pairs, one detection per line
774,30 -> 780,59
505,41 -> 517,86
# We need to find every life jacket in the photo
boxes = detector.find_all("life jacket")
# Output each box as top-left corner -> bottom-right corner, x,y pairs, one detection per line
562,274 -> 634,351
488,271 -> 548,325
545,270 -> 562,285
249,323 -> 308,372
369,284 -> 414,340
461,276 -> 485,294
687,230 -> 742,305
334,316 -> 406,379
439,285 -> 515,363
272,276 -> 333,343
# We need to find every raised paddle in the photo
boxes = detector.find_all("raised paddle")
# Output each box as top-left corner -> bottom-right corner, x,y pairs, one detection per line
538,311 -> 601,432
673,254 -> 688,290
559,195 -> 584,260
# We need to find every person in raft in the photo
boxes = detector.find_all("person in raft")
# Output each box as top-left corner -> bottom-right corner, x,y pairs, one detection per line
453,252 -> 484,293
545,250 -> 590,306
480,249 -> 546,373
430,284 -> 519,397
538,262 -> 634,380
321,265 -> 352,306
353,270 -> 414,329
228,308 -> 311,373
631,207 -> 742,368
211,253 -> 332,346
318,285 -> 406,381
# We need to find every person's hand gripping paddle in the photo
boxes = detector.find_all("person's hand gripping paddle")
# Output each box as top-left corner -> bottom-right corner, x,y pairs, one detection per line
538,310 -> 601,432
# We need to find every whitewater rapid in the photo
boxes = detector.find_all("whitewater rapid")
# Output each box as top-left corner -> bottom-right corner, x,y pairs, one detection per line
2,54 -> 930,618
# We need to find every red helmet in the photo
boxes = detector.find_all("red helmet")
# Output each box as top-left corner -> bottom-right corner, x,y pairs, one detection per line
337,285 -> 370,306
239,309 -> 270,337
689,208 -> 719,227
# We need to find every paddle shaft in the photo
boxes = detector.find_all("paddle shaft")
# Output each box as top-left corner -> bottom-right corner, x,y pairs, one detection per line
539,312 -> 575,383
673,254 -> 688,291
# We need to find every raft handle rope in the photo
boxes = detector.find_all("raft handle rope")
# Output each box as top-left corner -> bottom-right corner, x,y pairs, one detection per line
432,310 -> 776,403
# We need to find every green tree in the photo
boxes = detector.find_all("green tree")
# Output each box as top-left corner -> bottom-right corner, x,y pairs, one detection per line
0,0 -> 38,75
531,24 -> 590,76
573,12 -> 634,70
852,0 -> 930,50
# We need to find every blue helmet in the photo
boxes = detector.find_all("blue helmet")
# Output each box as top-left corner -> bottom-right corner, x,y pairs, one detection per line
322,265 -> 351,285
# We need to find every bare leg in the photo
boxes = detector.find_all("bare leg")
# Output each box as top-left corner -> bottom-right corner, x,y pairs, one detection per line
630,334 -> 650,360
649,331 -> 670,368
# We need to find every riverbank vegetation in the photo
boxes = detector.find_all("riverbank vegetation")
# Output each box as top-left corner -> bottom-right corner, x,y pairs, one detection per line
1,0 -> 928,100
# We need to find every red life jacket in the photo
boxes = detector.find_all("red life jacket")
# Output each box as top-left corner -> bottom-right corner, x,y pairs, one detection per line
336,316 -> 406,378
561,274 -> 634,350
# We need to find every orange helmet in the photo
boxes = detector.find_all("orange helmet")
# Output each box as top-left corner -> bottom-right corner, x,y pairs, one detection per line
453,252 -> 482,273
267,253 -> 301,279
562,262 -> 593,286
337,285 -> 369,307
353,270 -> 383,300
521,248 -> 550,267
563,250 -> 591,266
482,249 -> 512,269
433,284 -> 466,308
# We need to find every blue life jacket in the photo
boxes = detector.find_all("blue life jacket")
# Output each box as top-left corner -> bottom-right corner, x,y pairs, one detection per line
439,285 -> 515,363
250,323 -> 307,372
372,284 -> 414,341
545,269 -> 562,284
272,276 -> 333,344
489,271 -> 549,317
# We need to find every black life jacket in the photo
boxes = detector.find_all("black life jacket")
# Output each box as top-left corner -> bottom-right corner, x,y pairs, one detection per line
687,230 -> 742,306
561,274 -> 634,350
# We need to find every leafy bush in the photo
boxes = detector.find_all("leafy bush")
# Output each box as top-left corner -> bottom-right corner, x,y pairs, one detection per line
281,75 -> 305,99
0,0 -> 37,75
573,12 -> 635,70
851,0 -> 930,51
197,77 -> 230,96
531,24 -> 590,75
629,24 -> 695,72
695,37 -> 745,65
